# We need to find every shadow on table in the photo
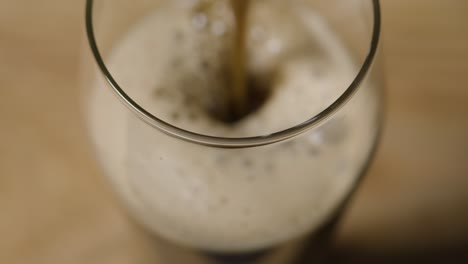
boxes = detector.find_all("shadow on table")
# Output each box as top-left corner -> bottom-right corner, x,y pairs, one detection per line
133,219 -> 468,264
328,244 -> 468,264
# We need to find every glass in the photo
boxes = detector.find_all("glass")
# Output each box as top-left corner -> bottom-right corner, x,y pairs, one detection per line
82,0 -> 382,263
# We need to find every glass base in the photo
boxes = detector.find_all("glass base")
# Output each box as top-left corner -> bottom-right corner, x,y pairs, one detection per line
207,250 -> 271,264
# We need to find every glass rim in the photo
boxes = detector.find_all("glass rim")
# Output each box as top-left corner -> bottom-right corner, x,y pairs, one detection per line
85,0 -> 381,148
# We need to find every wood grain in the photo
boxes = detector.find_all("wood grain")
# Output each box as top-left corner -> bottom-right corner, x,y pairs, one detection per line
1,0 -> 467,263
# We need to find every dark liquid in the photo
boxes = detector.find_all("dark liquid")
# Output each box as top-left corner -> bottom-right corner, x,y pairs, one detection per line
215,0 -> 275,123
208,250 -> 271,264
229,0 -> 250,120
214,74 -> 272,123
190,0 -> 269,123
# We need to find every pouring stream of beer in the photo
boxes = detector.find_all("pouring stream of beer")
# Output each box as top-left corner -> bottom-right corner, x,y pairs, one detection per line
229,0 -> 249,119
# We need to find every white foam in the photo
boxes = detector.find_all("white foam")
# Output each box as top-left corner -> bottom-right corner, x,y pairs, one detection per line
87,0 -> 378,252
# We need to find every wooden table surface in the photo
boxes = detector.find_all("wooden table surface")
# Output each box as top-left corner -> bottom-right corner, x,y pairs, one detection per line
1,0 -> 467,263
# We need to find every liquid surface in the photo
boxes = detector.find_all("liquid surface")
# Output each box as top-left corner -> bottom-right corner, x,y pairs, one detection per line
88,0 -> 378,253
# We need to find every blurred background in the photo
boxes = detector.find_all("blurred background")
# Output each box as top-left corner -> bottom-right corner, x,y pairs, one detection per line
0,0 -> 467,263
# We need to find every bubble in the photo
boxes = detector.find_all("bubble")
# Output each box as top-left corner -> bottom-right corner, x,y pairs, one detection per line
188,112 -> 199,121
282,140 -> 296,150
174,31 -> 184,42
250,25 -> 266,42
178,0 -> 199,9
312,65 -> 326,79
310,117 -> 347,146
266,38 -> 282,54
220,196 -> 229,205
211,20 -> 226,36
308,145 -> 320,157
243,158 -> 253,168
171,111 -> 181,121
212,0 -> 229,15
200,60 -> 210,70
182,92 -> 195,104
192,13 -> 208,30
154,88 -> 167,98
264,162 -> 274,173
